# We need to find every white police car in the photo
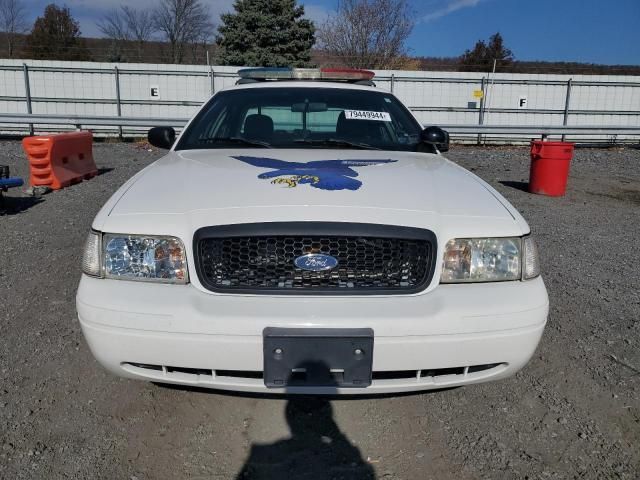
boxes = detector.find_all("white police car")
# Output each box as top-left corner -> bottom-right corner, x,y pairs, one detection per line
77,67 -> 548,394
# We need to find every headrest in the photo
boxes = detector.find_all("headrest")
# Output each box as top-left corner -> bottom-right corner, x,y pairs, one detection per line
243,114 -> 274,140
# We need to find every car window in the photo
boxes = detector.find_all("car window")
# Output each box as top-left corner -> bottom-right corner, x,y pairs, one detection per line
201,105 -> 230,138
241,106 -> 303,133
307,109 -> 342,133
176,87 -> 423,151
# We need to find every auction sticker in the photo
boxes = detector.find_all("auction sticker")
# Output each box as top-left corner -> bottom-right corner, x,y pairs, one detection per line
344,110 -> 391,121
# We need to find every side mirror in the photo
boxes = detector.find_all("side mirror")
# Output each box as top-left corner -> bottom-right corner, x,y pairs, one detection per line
420,126 -> 449,152
148,126 -> 176,149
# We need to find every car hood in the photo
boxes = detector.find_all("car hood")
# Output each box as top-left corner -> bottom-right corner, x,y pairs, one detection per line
99,149 -> 528,237
111,149 -> 505,213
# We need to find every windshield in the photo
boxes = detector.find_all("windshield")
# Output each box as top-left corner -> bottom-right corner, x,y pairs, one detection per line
175,87 -> 423,151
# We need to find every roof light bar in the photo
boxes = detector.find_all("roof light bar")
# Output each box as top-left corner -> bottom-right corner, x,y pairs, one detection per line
320,68 -> 375,81
292,68 -> 322,80
237,67 -> 375,82
238,67 -> 293,80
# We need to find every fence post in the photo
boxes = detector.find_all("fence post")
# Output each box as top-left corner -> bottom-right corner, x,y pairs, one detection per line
210,67 -> 215,96
114,66 -> 123,138
561,78 -> 572,142
22,63 -> 34,136
477,76 -> 486,145
390,73 -> 395,93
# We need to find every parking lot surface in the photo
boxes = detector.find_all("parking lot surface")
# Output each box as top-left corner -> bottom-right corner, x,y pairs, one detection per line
1,140 -> 639,479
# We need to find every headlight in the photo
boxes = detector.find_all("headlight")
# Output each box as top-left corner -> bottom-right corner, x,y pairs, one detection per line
441,237 -> 522,283
103,234 -> 188,283
82,230 -> 102,277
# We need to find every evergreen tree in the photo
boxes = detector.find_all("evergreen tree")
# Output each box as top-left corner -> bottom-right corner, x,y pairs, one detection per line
217,0 -> 315,67
24,4 -> 90,60
460,32 -> 513,72
486,33 -> 513,65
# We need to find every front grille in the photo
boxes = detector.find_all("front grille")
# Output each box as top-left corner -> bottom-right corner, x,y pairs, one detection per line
194,222 -> 436,294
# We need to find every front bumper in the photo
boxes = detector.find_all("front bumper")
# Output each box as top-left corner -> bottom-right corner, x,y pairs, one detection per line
76,275 -> 548,395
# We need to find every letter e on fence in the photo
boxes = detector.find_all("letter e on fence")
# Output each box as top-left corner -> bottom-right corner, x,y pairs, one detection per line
150,85 -> 160,98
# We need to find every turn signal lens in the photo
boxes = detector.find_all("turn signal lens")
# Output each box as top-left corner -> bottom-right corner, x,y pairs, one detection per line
82,230 -> 102,277
523,236 -> 541,279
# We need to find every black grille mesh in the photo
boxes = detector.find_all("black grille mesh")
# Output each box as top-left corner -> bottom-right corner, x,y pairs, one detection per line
197,233 -> 433,293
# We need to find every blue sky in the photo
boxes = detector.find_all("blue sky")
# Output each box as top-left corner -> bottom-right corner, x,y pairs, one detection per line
21,0 -> 640,65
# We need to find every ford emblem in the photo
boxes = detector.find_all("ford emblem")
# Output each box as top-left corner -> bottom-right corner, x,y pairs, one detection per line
294,253 -> 338,272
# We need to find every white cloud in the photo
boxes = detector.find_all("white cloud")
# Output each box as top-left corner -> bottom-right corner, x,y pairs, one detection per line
421,0 -> 484,22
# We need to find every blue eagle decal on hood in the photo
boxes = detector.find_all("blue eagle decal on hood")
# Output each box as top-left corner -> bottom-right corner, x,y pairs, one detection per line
233,156 -> 397,191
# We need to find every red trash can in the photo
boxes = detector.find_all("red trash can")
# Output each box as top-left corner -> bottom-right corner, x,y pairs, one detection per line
528,140 -> 574,196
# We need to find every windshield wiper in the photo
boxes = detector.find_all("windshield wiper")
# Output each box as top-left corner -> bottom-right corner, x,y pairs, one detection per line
197,137 -> 272,148
294,138 -> 380,150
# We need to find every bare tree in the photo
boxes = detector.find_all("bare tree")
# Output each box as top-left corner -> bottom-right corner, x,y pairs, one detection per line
0,0 -> 28,57
97,8 -> 130,41
154,0 -> 213,64
317,0 -> 415,69
123,6 -> 155,61
122,6 -> 155,46
98,7 -> 131,61
189,28 -> 214,64
98,5 -> 156,61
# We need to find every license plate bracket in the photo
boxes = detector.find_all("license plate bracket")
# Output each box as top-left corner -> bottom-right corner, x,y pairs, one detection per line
263,328 -> 374,388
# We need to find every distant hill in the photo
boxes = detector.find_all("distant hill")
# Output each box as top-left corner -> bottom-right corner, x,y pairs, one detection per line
0,33 -> 217,65
1,32 -> 639,75
414,56 -> 640,75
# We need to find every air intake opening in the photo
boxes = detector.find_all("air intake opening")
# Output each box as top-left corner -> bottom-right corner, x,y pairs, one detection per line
467,363 -> 502,374
372,370 -> 417,380
128,363 -> 163,371
421,367 -> 466,377
166,366 -> 212,376
123,363 -> 505,383
216,370 -> 264,379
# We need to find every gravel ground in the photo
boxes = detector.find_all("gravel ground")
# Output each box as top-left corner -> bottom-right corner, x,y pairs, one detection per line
0,140 -> 639,479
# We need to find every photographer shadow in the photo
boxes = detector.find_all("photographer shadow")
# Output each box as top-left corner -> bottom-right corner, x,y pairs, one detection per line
236,361 -> 376,479
0,195 -> 43,215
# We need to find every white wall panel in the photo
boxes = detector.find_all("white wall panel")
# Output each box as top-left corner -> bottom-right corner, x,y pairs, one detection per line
0,59 -> 638,141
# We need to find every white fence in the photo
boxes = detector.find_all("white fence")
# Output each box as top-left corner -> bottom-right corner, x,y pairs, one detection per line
1,59 -> 639,143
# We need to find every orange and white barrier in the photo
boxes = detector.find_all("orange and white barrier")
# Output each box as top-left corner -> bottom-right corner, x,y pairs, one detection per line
22,132 -> 98,190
